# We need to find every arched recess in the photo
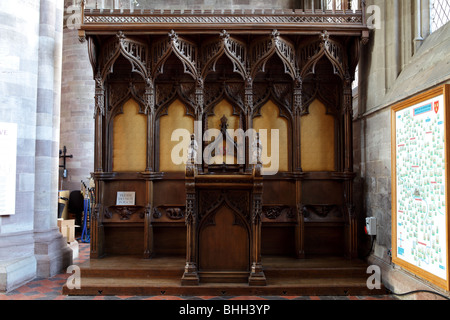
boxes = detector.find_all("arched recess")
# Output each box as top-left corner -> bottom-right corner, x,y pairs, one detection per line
253,100 -> 290,173
112,98 -> 147,172
158,99 -> 195,172
300,99 -> 336,172
205,99 -> 242,165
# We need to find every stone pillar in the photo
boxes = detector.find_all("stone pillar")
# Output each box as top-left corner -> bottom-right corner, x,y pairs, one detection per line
0,0 -> 72,292
34,0 -> 73,279
0,0 -> 41,293
59,0 -> 95,191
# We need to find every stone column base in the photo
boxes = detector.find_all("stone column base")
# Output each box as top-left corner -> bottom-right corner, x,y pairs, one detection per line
34,229 -> 73,279
0,256 -> 37,293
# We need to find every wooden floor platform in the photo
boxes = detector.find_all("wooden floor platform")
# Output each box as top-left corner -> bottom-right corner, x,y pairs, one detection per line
63,255 -> 387,297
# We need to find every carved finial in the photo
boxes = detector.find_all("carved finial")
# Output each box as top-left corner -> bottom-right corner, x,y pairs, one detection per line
252,132 -> 263,165
271,29 -> 280,39
320,30 -> 330,42
220,30 -> 230,40
168,30 -> 178,41
117,31 -> 125,40
187,134 -> 198,164
320,30 -> 330,50
220,115 -> 228,131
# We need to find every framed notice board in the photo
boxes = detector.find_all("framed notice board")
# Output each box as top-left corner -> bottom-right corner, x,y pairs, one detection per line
391,84 -> 450,291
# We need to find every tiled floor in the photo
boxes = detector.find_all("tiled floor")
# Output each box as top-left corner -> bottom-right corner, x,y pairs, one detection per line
0,240 -> 397,301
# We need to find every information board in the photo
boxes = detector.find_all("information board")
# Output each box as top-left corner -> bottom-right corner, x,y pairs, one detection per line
0,122 -> 17,216
391,85 -> 450,291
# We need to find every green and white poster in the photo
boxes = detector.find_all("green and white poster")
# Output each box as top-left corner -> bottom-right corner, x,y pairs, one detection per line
391,85 -> 450,291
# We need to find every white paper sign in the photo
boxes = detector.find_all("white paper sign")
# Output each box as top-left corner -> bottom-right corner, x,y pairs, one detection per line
116,191 -> 136,206
0,122 -> 17,216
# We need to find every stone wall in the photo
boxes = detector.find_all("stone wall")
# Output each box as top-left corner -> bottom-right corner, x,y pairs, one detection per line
355,0 -> 450,298
59,1 -> 95,192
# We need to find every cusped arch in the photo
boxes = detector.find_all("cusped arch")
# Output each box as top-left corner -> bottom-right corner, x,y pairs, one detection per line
155,86 -> 197,120
152,31 -> 198,81
107,83 -> 146,125
204,84 -> 246,118
250,30 -> 297,81
200,30 -> 247,81
297,31 -> 347,80
99,32 -> 149,82
199,194 -> 251,234
253,85 -> 294,124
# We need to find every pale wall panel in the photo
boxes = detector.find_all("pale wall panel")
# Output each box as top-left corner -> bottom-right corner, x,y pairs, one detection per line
113,99 -> 147,172
301,99 -> 335,172
159,99 -> 194,172
253,100 -> 289,172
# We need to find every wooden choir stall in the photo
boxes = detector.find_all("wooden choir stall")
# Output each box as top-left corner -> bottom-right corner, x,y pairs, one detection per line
66,1 -> 385,296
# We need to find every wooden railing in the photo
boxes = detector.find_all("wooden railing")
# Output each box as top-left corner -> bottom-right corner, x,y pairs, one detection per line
83,0 -> 363,11
78,0 -> 367,32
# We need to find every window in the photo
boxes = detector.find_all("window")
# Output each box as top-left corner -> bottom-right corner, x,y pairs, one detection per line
430,0 -> 450,33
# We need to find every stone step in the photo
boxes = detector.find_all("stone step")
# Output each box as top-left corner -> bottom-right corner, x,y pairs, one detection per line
63,276 -> 386,297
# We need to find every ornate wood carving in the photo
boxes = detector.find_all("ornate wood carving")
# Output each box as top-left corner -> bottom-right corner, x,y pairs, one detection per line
84,2 -> 369,270
201,30 -> 247,80
105,205 -> 145,220
108,80 -> 146,116
199,189 -> 250,222
152,31 -> 198,81
151,206 -> 186,220
81,6 -> 367,35
250,30 -> 296,81
99,31 -> 149,82
298,31 -> 346,80
302,204 -> 344,221
155,82 -> 197,118
252,82 -> 293,120
263,206 -> 295,220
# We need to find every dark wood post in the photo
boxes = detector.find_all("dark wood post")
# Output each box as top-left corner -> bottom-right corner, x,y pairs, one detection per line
343,74 -> 357,259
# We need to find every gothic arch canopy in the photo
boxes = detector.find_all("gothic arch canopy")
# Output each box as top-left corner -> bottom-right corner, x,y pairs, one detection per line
201,30 -> 247,81
249,30 -> 297,82
297,31 -> 347,81
152,31 -> 198,81
99,31 -> 149,82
